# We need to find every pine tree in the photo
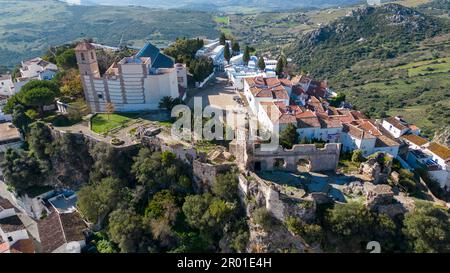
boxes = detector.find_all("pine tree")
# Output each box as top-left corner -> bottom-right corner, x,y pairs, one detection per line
219,33 -> 226,45
243,46 -> 250,65
275,57 -> 284,77
224,43 -> 231,64
257,56 -> 266,71
276,55 -> 288,76
231,40 -> 240,55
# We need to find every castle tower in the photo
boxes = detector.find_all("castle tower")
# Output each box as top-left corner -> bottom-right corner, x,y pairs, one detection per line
75,41 -> 101,112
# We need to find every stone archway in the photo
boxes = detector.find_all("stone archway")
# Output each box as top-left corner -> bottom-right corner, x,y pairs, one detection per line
254,161 -> 262,171
274,158 -> 287,170
297,158 -> 311,172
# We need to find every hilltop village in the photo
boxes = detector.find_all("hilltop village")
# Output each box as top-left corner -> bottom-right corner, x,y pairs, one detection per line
0,33 -> 449,253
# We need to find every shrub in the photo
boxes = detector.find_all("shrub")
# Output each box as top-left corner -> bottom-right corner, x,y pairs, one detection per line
110,138 -> 124,146
253,208 -> 276,230
351,149 -> 365,163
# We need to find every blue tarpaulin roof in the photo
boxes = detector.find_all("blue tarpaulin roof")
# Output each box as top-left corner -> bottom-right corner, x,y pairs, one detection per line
136,42 -> 175,69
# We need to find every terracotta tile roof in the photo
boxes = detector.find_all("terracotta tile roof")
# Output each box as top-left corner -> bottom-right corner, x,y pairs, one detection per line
278,114 -> 297,124
0,215 -> 25,233
343,123 -> 376,140
426,142 -> 450,160
0,242 -> 9,253
384,117 -> 408,131
402,134 -> 428,146
38,212 -> 65,253
247,76 -> 289,100
38,211 -> 86,253
350,110 -> 367,120
10,239 -> 35,253
0,197 -> 14,212
297,110 -> 321,128
375,135 -> 400,147
306,80 -> 327,98
59,212 -> 87,242
318,116 -> 343,128
279,78 -> 293,87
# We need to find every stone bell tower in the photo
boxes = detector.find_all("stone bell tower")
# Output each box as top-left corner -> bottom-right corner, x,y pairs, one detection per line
75,41 -> 100,112
75,41 -> 100,78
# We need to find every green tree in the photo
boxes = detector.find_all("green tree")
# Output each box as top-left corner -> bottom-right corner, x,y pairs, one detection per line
55,48 -> 77,70
286,216 -> 323,244
252,208 -> 276,230
189,57 -> 213,82
108,208 -> 148,253
17,80 -> 59,116
275,55 -> 287,77
144,190 -> 178,220
280,123 -> 299,149
243,46 -> 251,65
325,202 -> 376,251
0,149 -> 48,194
257,57 -> 266,71
219,33 -> 226,45
351,149 -> 365,163
329,93 -> 346,107
159,96 -> 175,110
28,121 -> 53,161
403,202 -> 450,253
3,94 -> 22,114
212,171 -> 238,202
182,193 -> 235,233
21,88 -> 55,116
11,105 -> 32,134
231,40 -> 240,55
224,43 -> 231,64
77,177 -> 124,224
58,69 -> 83,98
132,149 -> 192,194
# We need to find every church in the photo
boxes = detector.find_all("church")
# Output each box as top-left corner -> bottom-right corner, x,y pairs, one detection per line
75,41 -> 187,113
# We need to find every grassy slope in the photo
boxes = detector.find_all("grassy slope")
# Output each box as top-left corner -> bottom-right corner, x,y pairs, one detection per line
0,0 -> 218,68
342,34 -> 450,139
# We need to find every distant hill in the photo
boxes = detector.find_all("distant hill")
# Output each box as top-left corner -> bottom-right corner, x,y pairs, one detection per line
286,3 -> 448,78
0,0 -> 218,68
81,0 -> 364,11
285,3 -> 450,140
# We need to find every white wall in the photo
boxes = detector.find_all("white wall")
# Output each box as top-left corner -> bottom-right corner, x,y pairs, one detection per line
428,170 -> 450,189
382,120 -> 407,138
0,78 -> 14,96
0,208 -> 15,220
373,145 -> 399,158
0,228 -> 29,245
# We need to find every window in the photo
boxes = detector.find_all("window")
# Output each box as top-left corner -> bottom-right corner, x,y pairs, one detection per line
90,51 -> 94,60
8,236 -> 13,242
81,53 -> 85,61
98,94 -> 103,99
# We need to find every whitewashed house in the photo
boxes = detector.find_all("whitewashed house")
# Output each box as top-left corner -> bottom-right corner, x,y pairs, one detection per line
382,116 -> 419,138
0,197 -> 35,253
0,74 -> 15,97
